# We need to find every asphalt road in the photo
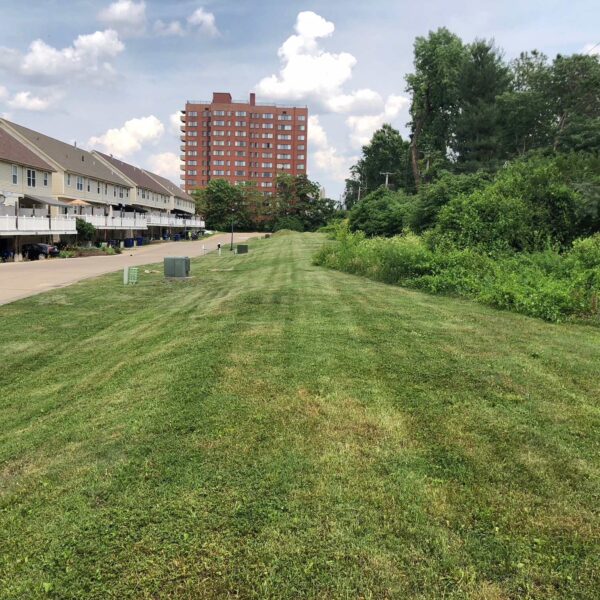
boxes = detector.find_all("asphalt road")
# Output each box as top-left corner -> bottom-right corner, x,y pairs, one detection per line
0,232 -> 259,305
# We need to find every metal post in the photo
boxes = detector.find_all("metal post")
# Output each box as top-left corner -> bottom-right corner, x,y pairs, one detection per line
230,207 -> 234,251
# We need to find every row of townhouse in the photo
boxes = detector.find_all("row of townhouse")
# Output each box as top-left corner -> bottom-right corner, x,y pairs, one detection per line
0,118 -> 204,259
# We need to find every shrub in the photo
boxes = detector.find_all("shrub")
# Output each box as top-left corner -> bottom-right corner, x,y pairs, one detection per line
348,187 -> 413,237
315,228 -> 600,323
273,216 -> 304,232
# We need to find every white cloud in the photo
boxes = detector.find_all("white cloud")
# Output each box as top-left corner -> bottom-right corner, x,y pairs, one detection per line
0,86 -> 8,100
346,94 -> 409,148
154,20 -> 185,37
188,7 -> 219,37
582,42 -> 600,56
146,152 -> 180,180
169,111 -> 182,134
309,115 -> 354,182
6,30 -> 125,82
255,11 -> 382,115
89,115 -> 164,158
7,91 -> 55,111
98,1 -> 146,35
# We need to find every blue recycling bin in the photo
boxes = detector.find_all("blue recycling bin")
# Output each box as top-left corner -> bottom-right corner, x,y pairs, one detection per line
136,236 -> 144,246
173,233 -> 181,241
124,238 -> 134,248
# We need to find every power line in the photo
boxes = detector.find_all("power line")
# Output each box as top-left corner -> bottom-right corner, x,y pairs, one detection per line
585,42 -> 600,55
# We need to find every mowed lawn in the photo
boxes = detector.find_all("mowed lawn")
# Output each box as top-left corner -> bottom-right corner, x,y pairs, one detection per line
1,233 -> 599,599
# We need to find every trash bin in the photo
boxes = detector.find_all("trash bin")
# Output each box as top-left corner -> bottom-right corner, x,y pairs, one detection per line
173,233 -> 181,241
124,238 -> 134,248
136,236 -> 144,246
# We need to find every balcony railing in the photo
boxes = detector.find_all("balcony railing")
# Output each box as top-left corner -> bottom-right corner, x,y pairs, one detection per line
146,213 -> 205,228
0,213 -> 77,235
79,213 -> 148,230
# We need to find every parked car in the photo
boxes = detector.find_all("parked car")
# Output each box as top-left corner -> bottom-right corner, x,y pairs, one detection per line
22,243 -> 60,260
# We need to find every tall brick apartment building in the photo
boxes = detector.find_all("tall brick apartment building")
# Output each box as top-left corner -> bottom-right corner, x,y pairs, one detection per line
180,93 -> 308,196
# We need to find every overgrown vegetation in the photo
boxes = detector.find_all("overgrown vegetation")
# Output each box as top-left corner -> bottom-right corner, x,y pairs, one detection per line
328,31 -> 600,324
315,225 -> 600,322
1,233 -> 599,598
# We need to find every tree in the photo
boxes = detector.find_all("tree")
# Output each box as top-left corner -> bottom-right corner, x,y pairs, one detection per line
453,40 -> 511,172
198,180 -> 251,231
274,174 -> 335,231
75,218 -> 96,243
406,28 -> 468,188
409,171 -> 491,232
550,54 -> 600,152
348,187 -> 412,237
496,51 -> 554,156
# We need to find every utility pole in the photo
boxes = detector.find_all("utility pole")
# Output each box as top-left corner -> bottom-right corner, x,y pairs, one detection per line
380,172 -> 393,189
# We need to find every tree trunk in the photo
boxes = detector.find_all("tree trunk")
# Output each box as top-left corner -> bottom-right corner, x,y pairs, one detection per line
410,124 -> 422,191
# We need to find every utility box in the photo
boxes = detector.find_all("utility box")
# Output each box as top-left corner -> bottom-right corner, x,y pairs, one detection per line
236,245 -> 249,255
164,256 -> 190,278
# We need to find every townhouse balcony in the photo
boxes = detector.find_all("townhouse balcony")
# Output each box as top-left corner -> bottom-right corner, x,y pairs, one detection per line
0,212 -> 77,235
146,213 -> 205,228
180,114 -> 186,123
78,212 -> 148,230
180,144 -> 186,151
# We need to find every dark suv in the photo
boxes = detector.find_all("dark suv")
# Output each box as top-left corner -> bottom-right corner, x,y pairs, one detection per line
22,243 -> 60,260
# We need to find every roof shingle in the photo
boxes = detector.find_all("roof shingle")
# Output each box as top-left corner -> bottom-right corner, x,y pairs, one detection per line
0,127 -> 55,172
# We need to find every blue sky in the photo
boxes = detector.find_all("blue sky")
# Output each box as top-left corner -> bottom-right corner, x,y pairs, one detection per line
1,0 -> 598,198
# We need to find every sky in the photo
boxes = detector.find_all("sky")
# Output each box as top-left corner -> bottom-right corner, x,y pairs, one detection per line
0,0 -> 598,199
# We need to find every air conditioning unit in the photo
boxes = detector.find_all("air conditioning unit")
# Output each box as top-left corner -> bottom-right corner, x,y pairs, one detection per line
164,256 -> 190,278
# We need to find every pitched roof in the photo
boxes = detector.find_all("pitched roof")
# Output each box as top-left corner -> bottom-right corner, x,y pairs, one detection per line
1,119 -> 130,187
0,127 -> 55,172
143,170 -> 194,201
93,151 -> 169,196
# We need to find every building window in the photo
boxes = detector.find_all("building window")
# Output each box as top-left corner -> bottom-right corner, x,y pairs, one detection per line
234,170 -> 245,176
278,144 -> 292,150
27,169 -> 36,187
105,183 -> 108,195
234,141 -> 247,147
77,176 -> 83,191
11,165 -> 18,184
262,162 -> 273,168
213,110 -> 225,116
212,170 -> 225,175
298,154 -> 305,160
262,123 -> 273,129
235,121 -> 246,127
234,161 -> 246,166
44,172 -> 49,186
277,154 -> 291,159
298,145 -> 305,150
67,173 -> 71,186
278,125 -> 292,131
298,115 -> 306,121
262,113 -> 274,119
87,180 -> 91,192
298,164 -> 305,169
235,130 -> 247,137
298,135 -> 306,140
235,111 -> 246,117
278,114 -> 292,121
278,134 -> 292,140
188,111 -> 198,117
262,172 -> 272,178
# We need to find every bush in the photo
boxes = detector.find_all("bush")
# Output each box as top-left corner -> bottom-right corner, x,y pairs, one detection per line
273,216 -> 304,232
348,187 -> 412,237
315,228 -> 600,323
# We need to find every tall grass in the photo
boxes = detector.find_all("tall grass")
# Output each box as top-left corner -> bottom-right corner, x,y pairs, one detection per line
314,226 -> 600,323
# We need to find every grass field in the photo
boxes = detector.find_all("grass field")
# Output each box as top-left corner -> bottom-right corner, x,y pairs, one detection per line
1,232 -> 599,599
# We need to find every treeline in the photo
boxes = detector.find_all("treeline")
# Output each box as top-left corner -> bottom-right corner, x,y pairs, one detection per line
345,29 -> 600,205
194,174 -> 336,232
319,29 -> 600,323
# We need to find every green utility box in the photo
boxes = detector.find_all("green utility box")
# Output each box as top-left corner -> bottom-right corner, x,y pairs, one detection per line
236,245 -> 249,254
164,256 -> 190,278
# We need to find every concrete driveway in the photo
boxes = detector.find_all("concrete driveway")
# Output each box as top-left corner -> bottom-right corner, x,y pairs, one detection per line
0,232 -> 259,305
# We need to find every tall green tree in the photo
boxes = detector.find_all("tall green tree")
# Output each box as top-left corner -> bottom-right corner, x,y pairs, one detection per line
406,28 -> 468,188
453,40 -> 511,172
197,180 -> 251,231
344,124 -> 413,207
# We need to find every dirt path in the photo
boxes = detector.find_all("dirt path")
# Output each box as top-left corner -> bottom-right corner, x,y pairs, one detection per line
0,232 -> 259,305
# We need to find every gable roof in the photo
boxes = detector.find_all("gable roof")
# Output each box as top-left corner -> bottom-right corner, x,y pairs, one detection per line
0,127 -> 55,172
143,170 -> 193,201
93,151 -> 169,196
0,119 -> 130,187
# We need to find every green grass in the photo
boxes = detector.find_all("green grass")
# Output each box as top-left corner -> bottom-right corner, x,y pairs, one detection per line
1,233 -> 599,599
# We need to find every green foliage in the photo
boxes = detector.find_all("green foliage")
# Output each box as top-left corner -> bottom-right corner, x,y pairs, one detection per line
432,155 -> 585,251
315,228 -> 600,323
75,218 -> 96,242
197,179 -> 252,231
344,124 -> 414,207
410,171 -> 491,232
348,187 -> 412,237
273,215 -> 304,232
